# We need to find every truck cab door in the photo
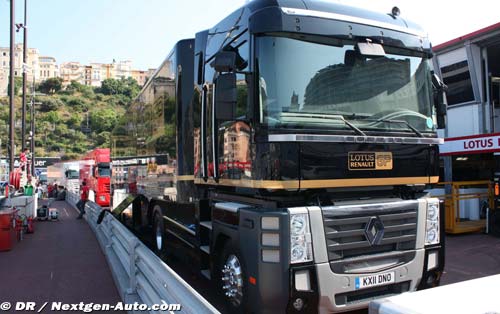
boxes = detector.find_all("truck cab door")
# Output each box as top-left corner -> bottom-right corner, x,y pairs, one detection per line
204,41 -> 251,182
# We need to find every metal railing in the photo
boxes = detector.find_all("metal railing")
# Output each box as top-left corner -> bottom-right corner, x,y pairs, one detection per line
66,192 -> 220,314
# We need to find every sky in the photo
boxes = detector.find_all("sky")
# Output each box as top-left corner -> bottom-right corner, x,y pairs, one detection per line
0,0 -> 499,70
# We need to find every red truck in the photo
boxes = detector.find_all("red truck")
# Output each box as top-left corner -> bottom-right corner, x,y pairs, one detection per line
79,148 -> 111,208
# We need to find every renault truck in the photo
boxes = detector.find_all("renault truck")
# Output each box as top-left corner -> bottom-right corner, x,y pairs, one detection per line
80,148 -> 111,208
110,1 -> 447,313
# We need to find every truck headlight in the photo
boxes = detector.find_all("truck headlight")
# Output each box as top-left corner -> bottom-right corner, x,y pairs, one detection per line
425,199 -> 440,246
289,211 -> 313,264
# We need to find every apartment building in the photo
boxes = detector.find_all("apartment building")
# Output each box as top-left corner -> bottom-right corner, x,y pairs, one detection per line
39,56 -> 59,81
0,43 -> 41,96
0,44 -> 153,94
131,69 -> 147,86
59,61 -> 84,84
114,60 -> 132,80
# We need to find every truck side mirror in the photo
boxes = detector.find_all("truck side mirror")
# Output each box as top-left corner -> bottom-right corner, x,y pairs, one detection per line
432,73 -> 447,129
435,90 -> 447,129
211,51 -> 237,73
215,73 -> 237,121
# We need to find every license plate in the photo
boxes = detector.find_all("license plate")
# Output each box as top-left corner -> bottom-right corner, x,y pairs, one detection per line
355,271 -> 395,290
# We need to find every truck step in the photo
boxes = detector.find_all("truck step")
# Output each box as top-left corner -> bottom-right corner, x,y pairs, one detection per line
201,269 -> 211,280
200,221 -> 212,230
200,245 -> 210,254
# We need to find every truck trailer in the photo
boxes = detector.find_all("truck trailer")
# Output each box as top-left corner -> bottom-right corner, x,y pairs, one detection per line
110,1 -> 447,313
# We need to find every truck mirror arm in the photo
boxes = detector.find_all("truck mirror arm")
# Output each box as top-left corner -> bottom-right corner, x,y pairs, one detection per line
431,72 -> 447,129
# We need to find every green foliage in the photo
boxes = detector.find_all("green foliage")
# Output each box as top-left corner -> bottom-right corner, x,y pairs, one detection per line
0,75 -> 132,158
7,77 -> 23,97
90,108 -> 118,133
38,77 -> 63,94
95,131 -> 111,147
36,96 -> 65,112
99,77 -> 140,99
66,114 -> 83,129
65,80 -> 95,98
66,96 -> 90,111
44,111 -> 61,124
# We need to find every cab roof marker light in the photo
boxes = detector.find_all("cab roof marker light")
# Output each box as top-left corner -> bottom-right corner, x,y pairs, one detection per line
280,7 -> 425,37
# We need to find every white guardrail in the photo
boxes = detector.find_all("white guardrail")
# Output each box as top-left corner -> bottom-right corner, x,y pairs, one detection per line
66,192 -> 220,314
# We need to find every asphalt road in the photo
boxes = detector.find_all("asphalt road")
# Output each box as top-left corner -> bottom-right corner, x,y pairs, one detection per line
0,199 -> 124,314
441,233 -> 500,284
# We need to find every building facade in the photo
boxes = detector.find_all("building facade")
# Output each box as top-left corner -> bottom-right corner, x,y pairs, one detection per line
131,69 -> 147,86
0,43 -> 42,96
59,61 -> 84,85
39,56 -> 59,81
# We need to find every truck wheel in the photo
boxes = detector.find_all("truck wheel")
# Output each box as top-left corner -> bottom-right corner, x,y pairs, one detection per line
218,243 -> 246,313
153,210 -> 167,258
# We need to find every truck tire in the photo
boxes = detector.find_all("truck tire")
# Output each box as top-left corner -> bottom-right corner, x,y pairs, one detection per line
218,242 -> 247,313
152,210 -> 167,259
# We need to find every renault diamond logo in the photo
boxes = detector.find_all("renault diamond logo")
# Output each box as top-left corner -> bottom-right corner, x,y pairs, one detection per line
365,216 -> 384,246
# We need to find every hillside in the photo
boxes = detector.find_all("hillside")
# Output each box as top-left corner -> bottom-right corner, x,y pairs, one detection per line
0,78 -> 140,160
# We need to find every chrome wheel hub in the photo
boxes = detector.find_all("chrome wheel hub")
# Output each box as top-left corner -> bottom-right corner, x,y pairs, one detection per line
221,254 -> 243,306
156,223 -> 163,251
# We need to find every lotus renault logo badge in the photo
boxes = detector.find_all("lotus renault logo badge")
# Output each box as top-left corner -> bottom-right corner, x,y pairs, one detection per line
365,216 -> 384,246
348,152 -> 393,170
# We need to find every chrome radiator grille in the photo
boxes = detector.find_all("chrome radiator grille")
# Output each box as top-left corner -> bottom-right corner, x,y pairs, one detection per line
323,202 -> 418,261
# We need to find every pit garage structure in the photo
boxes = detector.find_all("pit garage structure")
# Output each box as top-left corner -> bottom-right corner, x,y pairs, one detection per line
433,22 -> 500,233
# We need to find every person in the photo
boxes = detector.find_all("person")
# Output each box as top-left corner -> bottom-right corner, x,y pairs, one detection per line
56,186 -> 67,201
47,182 -> 53,197
35,182 -> 43,199
76,181 -> 89,219
52,182 -> 58,198
19,148 -> 29,171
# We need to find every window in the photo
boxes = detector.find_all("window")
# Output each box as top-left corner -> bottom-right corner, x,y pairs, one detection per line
256,36 -> 435,133
230,39 -> 249,118
440,60 -> 475,105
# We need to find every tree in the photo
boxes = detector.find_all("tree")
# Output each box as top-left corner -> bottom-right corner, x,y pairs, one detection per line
36,96 -> 64,112
44,111 -> 61,125
7,77 -> 23,96
99,77 -> 140,99
38,77 -> 63,94
100,78 -> 122,95
66,80 -> 94,98
90,108 -> 118,133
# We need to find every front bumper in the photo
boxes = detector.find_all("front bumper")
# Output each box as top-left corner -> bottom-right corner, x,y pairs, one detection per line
315,249 -> 425,313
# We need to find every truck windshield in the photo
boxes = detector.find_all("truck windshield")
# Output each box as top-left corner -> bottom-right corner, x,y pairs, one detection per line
98,167 -> 111,177
66,170 -> 79,179
256,36 -> 435,134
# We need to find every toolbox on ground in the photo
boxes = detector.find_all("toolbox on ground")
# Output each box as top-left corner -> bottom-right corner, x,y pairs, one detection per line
37,205 -> 48,221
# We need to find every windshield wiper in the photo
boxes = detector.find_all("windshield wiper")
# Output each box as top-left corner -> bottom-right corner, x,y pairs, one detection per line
341,116 -> 366,136
284,113 -> 366,136
376,118 -> 423,137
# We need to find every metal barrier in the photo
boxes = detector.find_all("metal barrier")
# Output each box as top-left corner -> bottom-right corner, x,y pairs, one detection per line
430,181 -> 493,234
66,192 -> 220,314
